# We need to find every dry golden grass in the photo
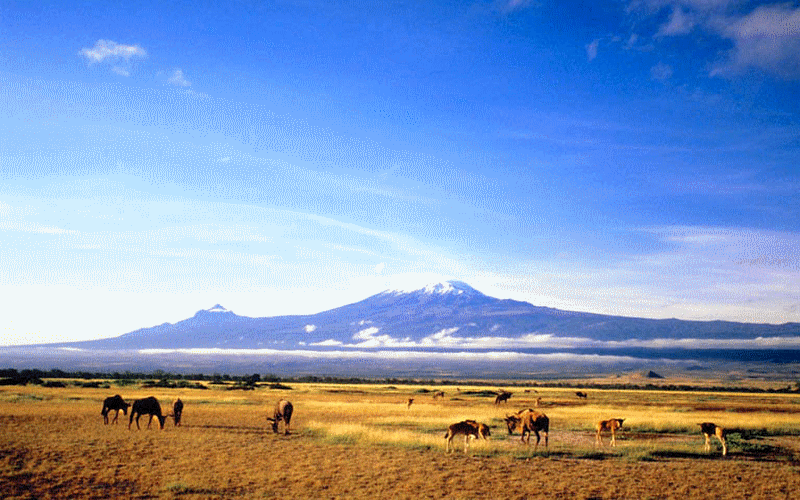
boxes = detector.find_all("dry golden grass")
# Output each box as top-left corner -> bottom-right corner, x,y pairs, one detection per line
1,382 -> 800,498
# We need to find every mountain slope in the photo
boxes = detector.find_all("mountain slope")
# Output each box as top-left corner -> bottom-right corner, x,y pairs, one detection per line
58,281 -> 800,350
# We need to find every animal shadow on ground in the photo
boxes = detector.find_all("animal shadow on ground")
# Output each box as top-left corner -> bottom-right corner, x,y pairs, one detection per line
192,424 -> 268,435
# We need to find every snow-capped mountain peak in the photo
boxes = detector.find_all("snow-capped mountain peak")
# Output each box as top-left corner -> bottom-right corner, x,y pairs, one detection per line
207,304 -> 230,313
384,280 -> 482,297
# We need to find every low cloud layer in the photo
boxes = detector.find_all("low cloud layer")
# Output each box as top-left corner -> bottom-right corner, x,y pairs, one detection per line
307,322 -> 800,350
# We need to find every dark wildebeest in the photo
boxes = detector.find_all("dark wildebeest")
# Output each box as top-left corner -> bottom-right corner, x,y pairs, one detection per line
101,395 -> 130,425
699,422 -> 728,456
267,400 -> 293,435
128,396 -> 167,430
494,391 -> 512,405
172,398 -> 184,426
407,398 -> 414,409
576,391 -> 588,399
432,391 -> 445,400
444,420 -> 491,453
504,409 -> 549,450
596,418 -> 625,447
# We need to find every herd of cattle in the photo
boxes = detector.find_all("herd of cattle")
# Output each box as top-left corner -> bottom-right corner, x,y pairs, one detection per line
101,391 -> 729,457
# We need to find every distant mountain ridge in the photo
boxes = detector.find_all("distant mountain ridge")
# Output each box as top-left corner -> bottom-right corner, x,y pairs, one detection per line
54,280 -> 800,350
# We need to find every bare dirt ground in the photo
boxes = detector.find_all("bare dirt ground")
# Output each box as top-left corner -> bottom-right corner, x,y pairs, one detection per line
2,414 -> 800,499
2,384 -> 800,499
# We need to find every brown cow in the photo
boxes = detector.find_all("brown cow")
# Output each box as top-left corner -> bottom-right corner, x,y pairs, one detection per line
267,400 -> 293,435
596,418 -> 625,447
699,422 -> 728,456
504,409 -> 549,450
444,420 -> 491,453
129,396 -> 167,430
101,395 -> 130,425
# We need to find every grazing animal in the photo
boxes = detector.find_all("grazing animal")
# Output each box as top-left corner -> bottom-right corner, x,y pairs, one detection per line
535,397 -> 542,407
101,395 -> 130,425
407,398 -> 414,409
444,420 -> 491,453
432,391 -> 445,400
172,398 -> 184,426
267,400 -> 293,435
576,391 -> 588,399
129,396 -> 167,430
699,422 -> 728,456
494,391 -> 513,405
596,418 -> 625,447
504,409 -> 549,450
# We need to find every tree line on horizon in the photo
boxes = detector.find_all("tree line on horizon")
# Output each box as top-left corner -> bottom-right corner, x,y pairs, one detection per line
1,368 -> 799,393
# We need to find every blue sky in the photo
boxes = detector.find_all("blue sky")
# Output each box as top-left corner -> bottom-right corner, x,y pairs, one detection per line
1,0 -> 799,345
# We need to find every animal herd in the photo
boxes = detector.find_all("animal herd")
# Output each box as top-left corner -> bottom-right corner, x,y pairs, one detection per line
436,391 -> 730,457
100,391 -> 731,458
101,395 -> 291,435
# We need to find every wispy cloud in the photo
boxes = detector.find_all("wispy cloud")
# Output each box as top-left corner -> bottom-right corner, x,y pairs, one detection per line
586,39 -> 600,61
711,4 -> 800,79
650,61 -> 673,80
78,40 -> 147,66
167,68 -> 191,87
497,0 -> 540,13
627,1 -> 800,80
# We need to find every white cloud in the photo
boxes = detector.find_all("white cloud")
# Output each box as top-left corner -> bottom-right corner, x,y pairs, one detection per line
586,39 -> 600,61
628,1 -> 800,79
499,0 -> 540,13
78,40 -> 147,64
656,6 -> 699,37
650,62 -> 674,80
168,68 -> 191,87
353,326 -> 380,340
711,4 -> 800,79
310,339 -> 342,346
374,262 -> 385,274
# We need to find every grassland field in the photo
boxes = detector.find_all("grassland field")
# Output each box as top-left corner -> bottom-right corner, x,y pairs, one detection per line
2,380 -> 800,499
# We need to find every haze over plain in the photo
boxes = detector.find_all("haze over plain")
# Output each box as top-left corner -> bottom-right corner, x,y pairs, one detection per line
1,1 -> 798,346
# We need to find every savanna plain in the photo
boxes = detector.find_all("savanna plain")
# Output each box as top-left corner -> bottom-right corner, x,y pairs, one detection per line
2,379 -> 800,499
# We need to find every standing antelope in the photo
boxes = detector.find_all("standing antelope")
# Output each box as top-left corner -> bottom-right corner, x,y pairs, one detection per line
407,398 -> 414,408
267,400 -> 293,435
101,395 -> 130,425
596,418 -> 625,447
504,409 -> 549,450
444,420 -> 491,453
699,422 -> 728,456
